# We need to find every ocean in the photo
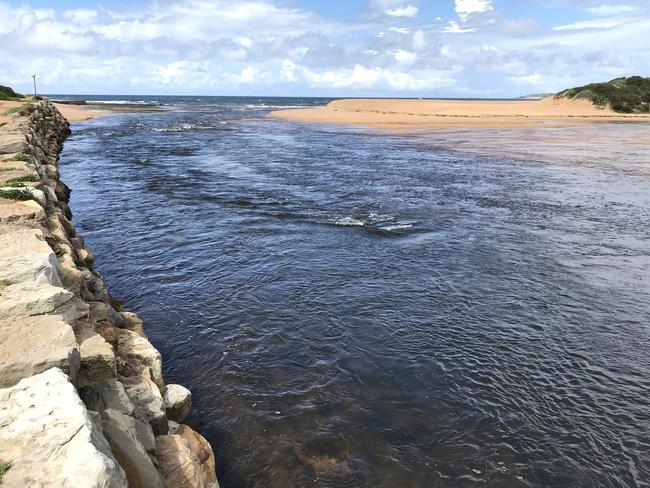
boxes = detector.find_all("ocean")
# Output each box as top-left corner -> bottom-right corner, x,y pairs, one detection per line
57,96 -> 650,488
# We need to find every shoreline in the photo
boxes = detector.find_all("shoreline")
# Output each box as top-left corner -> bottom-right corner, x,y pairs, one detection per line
54,102 -> 111,121
270,97 -> 650,130
0,100 -> 219,487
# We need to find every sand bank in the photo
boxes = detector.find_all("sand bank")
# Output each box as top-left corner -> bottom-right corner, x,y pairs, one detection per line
270,97 -> 650,130
54,103 -> 108,121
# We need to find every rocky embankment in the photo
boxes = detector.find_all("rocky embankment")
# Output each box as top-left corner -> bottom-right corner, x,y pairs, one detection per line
0,100 -> 219,488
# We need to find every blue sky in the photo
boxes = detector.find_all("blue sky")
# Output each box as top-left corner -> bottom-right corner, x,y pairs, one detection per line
1,0 -> 648,96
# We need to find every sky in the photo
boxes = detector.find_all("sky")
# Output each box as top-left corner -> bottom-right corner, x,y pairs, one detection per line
0,0 -> 648,97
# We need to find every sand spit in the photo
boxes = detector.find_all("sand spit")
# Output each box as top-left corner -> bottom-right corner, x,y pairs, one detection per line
270,97 -> 650,130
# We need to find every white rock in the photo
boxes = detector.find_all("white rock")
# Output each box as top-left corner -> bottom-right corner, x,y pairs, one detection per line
0,315 -> 80,388
121,375 -> 168,435
100,409 -> 164,488
0,368 -> 128,488
117,329 -> 164,387
0,199 -> 45,225
80,379 -> 135,415
0,133 -> 26,154
162,384 -> 192,423
0,282 -> 74,319
0,186 -> 46,207
79,332 -> 117,385
0,227 -> 62,286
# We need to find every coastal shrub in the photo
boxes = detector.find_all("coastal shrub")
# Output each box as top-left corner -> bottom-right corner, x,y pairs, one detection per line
9,153 -> 29,161
0,460 -> 11,480
6,180 -> 26,187
6,174 -> 39,184
0,188 -> 33,200
0,167 -> 16,172
559,76 -> 650,113
0,84 -> 24,100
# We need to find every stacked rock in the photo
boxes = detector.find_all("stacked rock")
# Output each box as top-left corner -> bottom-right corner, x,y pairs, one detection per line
0,100 -> 219,488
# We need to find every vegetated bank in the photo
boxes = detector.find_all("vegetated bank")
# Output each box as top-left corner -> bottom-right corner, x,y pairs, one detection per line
559,76 -> 650,113
0,85 -> 25,101
0,93 -> 219,488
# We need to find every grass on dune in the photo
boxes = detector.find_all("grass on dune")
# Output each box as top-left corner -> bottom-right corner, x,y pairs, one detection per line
560,76 -> 650,113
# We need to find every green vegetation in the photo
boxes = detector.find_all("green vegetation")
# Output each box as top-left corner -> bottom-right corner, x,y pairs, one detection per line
559,76 -> 650,113
6,174 -> 39,184
0,85 -> 24,101
0,167 -> 16,172
0,122 -> 6,129
0,188 -> 33,200
0,460 -> 11,481
1,106 -> 24,117
6,181 -> 26,187
8,153 -> 29,162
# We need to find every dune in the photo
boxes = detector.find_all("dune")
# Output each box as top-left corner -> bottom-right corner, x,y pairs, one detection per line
270,97 -> 650,130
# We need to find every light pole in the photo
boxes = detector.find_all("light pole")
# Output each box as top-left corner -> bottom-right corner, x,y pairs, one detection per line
32,74 -> 37,96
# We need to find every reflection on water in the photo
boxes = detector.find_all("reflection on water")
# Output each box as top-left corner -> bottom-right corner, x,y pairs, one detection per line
58,97 -> 650,488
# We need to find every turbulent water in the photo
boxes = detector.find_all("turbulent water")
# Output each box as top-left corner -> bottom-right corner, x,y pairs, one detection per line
57,96 -> 650,488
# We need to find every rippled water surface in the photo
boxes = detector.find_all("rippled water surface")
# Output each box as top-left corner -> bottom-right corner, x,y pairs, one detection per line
58,97 -> 650,488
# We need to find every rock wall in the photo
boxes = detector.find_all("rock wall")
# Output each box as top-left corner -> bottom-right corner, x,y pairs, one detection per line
0,100 -> 219,488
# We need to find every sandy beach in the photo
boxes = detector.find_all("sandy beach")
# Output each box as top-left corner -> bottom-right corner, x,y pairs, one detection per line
271,97 -> 650,130
53,103 -> 108,121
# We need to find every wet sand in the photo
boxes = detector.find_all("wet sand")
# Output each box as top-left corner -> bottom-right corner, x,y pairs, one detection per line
271,97 -> 650,130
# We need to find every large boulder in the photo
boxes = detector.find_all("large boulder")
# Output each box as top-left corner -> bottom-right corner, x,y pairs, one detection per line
0,199 -> 45,225
79,332 -> 118,385
161,384 -> 192,423
0,315 -> 80,388
80,379 -> 135,415
155,426 -> 219,488
122,375 -> 168,435
74,320 -> 117,386
0,226 -> 62,286
0,368 -> 127,488
176,425 -> 219,488
100,409 -> 165,488
117,329 -> 164,387
0,282 -> 74,319
120,311 -> 146,337
0,133 -> 26,154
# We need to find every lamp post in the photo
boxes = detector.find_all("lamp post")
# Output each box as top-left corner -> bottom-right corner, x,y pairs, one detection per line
32,74 -> 37,96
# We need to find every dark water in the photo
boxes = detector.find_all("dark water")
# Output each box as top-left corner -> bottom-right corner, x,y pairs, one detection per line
58,97 -> 650,488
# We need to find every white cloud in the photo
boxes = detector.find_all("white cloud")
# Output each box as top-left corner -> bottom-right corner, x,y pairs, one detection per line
455,0 -> 493,21
553,18 -> 630,31
394,49 -> 417,64
412,30 -> 425,50
587,5 -> 637,15
62,9 -> 98,25
385,5 -> 419,17
300,63 -> 453,91
0,0 -> 648,96
443,21 -> 476,33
